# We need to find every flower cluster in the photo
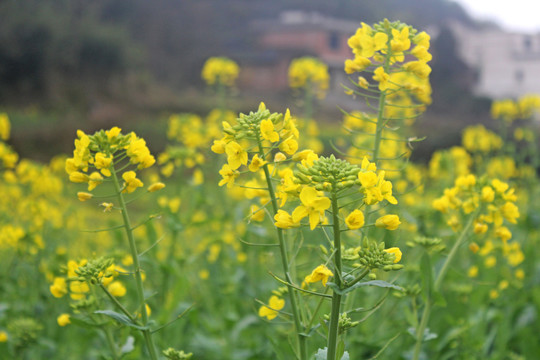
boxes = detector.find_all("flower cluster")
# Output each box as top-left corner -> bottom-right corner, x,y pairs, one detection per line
212,103 -> 300,195
201,57 -> 240,87
50,258 -> 128,301
158,110 -> 232,181
345,20 -> 432,121
288,57 -> 330,99
462,125 -> 503,154
432,175 -> 522,266
65,127 -> 156,196
0,114 -> 18,169
491,94 -> 540,123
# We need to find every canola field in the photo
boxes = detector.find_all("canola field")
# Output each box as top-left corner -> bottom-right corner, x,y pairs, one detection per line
1,19 -> 539,360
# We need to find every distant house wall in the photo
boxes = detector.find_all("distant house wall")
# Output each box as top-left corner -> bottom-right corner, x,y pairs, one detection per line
452,22 -> 540,99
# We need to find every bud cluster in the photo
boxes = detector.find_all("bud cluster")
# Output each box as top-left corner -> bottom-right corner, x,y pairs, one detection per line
352,238 -> 404,271
295,154 -> 361,192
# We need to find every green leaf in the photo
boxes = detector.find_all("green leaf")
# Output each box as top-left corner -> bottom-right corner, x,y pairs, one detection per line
94,310 -> 149,331
337,340 -> 346,360
68,316 -> 105,329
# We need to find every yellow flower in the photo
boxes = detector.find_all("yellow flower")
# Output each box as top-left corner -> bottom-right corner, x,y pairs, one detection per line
100,202 -> 114,212
279,138 -> 298,155
69,171 -> 89,183
495,226 -> 512,242
473,222 -> 488,234
211,139 -> 227,154
225,141 -> 248,169
249,154 -> 267,172
467,265 -> 479,278
404,61 -> 431,78
489,289 -> 499,299
274,210 -> 298,229
375,214 -> 401,230
345,209 -> 365,230
515,269 -> 525,280
122,171 -> 143,193
147,182 -> 166,192
0,113 -> 11,140
274,152 -> 287,162
260,119 -> 279,143
304,264 -> 334,287
384,247 -> 402,263
250,204 -> 265,222
108,281 -> 127,297
57,314 -> 71,327
390,26 -> 411,52
373,66 -> 390,91
106,126 -> 121,140
88,172 -> 104,191
292,187 -> 331,230
94,152 -> 112,177
50,277 -> 68,298
469,242 -> 480,253
77,192 -> 93,202
199,269 -> 210,280
0,330 -> 7,342
218,164 -> 238,188
500,202 -> 519,224
258,295 -> 285,320
344,57 -> 371,74
485,256 -> 497,268
481,186 -> 495,202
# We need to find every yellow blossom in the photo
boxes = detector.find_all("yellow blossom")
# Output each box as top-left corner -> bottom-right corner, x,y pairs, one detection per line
147,182 -> 166,192
384,247 -> 402,263
218,164 -> 238,188
258,295 -> 285,320
101,202 -> 114,212
57,314 -> 71,327
373,66 -> 390,91
274,210 -> 298,229
375,214 -> 401,230
122,171 -> 143,193
108,281 -> 127,297
467,266 -> 479,278
292,187 -> 331,230
279,138 -> 298,155
304,264 -> 334,286
345,209 -> 365,230
249,154 -> 267,172
225,141 -> 248,169
94,152 -> 112,177
260,119 -> 279,142
0,330 -> 7,342
88,172 -> 104,191
77,192 -> 93,202
50,277 -> 68,298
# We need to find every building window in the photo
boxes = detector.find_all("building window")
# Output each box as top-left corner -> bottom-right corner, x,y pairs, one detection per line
523,36 -> 532,51
328,32 -> 339,50
515,69 -> 524,83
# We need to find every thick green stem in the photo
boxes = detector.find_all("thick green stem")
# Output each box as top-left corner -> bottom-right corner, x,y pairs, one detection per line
412,213 -> 476,360
327,192 -> 343,360
111,169 -> 159,360
90,283 -> 120,360
258,142 -> 307,360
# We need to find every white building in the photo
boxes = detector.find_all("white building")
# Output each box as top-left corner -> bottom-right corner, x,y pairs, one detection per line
451,22 -> 540,99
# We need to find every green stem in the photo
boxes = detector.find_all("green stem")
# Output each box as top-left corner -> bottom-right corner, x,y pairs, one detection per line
90,283 -> 120,360
258,141 -> 307,360
111,169 -> 159,360
412,213 -> 476,360
327,191 -> 343,360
